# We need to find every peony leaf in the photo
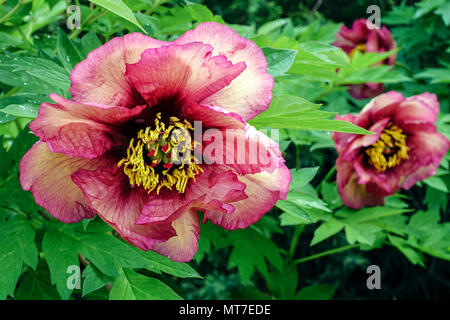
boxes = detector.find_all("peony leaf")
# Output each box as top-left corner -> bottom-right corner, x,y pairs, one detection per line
262,47 -> 297,77
88,0 -> 147,33
0,216 -> 38,300
109,268 -> 182,300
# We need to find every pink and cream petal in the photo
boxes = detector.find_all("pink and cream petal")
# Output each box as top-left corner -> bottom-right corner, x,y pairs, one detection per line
336,158 -> 384,209
70,33 -> 166,107
126,42 -> 246,107
72,166 -> 175,251
30,94 -> 145,159
19,142 -> 113,223
394,98 -> 438,125
137,166 -> 247,225
152,209 -> 200,262
204,165 -> 291,230
175,22 -> 273,121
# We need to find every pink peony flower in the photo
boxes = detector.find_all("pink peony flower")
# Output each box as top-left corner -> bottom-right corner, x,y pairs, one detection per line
333,91 -> 449,209
20,23 -> 291,262
333,18 -> 397,99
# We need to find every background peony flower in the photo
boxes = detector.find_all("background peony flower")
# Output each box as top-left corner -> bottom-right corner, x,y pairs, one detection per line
333,18 -> 397,99
19,22 -> 291,262
333,91 -> 449,209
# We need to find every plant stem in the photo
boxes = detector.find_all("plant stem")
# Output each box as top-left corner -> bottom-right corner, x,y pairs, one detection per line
292,243 -> 360,265
315,164 -> 336,191
288,225 -> 305,260
0,0 -> 22,25
295,144 -> 301,169
145,0 -> 166,15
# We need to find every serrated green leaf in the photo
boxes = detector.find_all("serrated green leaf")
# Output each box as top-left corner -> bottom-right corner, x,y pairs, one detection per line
0,216 -> 38,299
262,47 -> 297,77
82,264 -> 113,297
109,268 -> 182,300
311,218 -> 345,246
228,228 -> 283,283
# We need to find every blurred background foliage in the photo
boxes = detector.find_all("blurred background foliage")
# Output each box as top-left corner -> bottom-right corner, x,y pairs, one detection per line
0,0 -> 449,300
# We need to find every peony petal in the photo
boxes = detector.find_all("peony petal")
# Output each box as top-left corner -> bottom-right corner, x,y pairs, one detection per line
175,22 -> 273,121
30,94 -> 144,159
184,104 -> 285,175
152,209 -> 200,263
401,163 -> 439,190
332,114 -> 358,153
137,166 -> 247,225
355,91 -> 404,127
394,98 -> 438,125
19,142 -> 112,223
70,33 -> 166,107
336,158 -> 384,209
340,117 -> 390,162
347,83 -> 385,100
399,127 -> 450,190
126,42 -> 246,107
72,166 -> 175,251
204,165 -> 291,230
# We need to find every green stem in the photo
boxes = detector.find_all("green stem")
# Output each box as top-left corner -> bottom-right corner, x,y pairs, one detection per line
295,144 -> 301,170
288,225 -> 305,261
0,0 -> 22,25
145,0 -> 166,15
69,8 -> 108,39
292,243 -> 360,265
316,164 -> 336,191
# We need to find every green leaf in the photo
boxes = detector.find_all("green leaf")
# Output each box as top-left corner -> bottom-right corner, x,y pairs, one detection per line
14,265 -> 61,300
415,68 -> 450,83
109,268 -> 182,300
0,216 -> 39,299
228,228 -> 283,283
262,47 -> 297,77
344,224 -> 380,246
82,264 -> 113,297
413,0 -> 446,19
435,1 -> 450,25
277,201 -> 314,226
186,4 -> 215,22
289,167 -> 319,191
56,28 -> 83,72
88,0 -> 147,33
249,94 -> 373,135
139,251 -> 202,279
423,176 -> 449,192
42,228 -> 80,300
295,284 -> 337,300
80,31 -> 102,58
388,235 -> 425,267
311,218 -> 345,246
43,221 -> 181,299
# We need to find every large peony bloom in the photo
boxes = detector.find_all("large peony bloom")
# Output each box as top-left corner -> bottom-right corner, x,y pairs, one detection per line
333,91 -> 449,209
333,18 -> 397,99
20,22 -> 291,262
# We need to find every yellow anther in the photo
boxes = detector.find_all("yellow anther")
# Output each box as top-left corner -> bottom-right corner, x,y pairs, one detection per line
118,113 -> 202,194
365,122 -> 409,172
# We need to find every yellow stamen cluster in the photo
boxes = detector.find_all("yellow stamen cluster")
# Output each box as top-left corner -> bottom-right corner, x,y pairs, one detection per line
365,122 -> 409,172
118,113 -> 203,194
349,43 -> 366,61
